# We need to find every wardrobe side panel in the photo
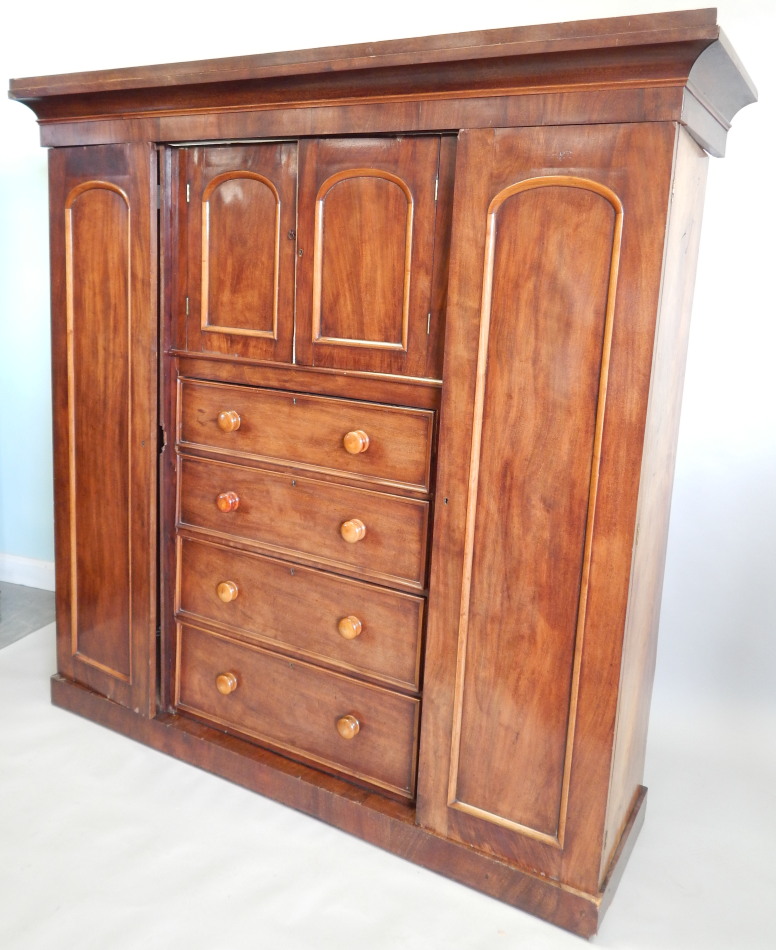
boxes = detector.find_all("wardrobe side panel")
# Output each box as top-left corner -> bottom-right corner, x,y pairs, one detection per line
601,128 -> 709,884
49,143 -> 157,714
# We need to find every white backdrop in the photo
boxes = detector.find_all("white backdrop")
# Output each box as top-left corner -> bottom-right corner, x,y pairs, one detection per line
0,2 -> 774,946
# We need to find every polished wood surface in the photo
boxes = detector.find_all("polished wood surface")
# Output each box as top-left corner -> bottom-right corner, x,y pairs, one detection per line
296,136 -> 442,377
601,126 -> 709,880
178,456 -> 429,589
22,11 -> 756,938
9,10 -> 755,159
176,623 -> 419,797
48,143 -> 157,714
174,356 -> 443,407
419,122 -> 678,895
9,10 -> 723,98
178,378 -> 435,492
181,143 -> 297,362
177,536 -> 424,690
452,161 -> 622,843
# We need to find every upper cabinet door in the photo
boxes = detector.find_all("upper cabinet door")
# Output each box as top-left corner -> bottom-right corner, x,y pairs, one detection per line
180,143 -> 297,363
296,137 -> 447,379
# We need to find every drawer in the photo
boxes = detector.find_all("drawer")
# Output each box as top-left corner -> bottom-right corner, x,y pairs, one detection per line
178,456 -> 429,589
176,624 -> 419,798
178,537 -> 423,690
179,379 -> 434,491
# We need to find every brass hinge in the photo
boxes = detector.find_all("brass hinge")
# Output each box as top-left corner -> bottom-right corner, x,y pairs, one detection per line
185,296 -> 190,315
186,183 -> 191,203
434,177 -> 439,202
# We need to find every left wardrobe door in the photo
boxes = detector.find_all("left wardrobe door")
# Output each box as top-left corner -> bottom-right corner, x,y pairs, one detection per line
49,143 -> 158,713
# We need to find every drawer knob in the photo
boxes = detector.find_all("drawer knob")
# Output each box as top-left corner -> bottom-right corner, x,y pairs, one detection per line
340,518 -> 366,544
338,615 -> 363,640
216,490 -> 240,513
215,671 -> 238,695
343,429 -> 370,455
216,580 -> 239,603
217,409 -> 241,432
336,714 -> 360,740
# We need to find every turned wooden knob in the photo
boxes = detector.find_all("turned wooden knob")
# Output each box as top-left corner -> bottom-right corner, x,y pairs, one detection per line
216,580 -> 239,603
216,490 -> 240,512
217,409 -> 241,432
343,429 -> 370,455
338,615 -> 363,640
336,714 -> 360,739
340,518 -> 366,543
215,672 -> 238,695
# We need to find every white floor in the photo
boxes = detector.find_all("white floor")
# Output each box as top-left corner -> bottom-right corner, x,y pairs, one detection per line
1,625 -> 774,950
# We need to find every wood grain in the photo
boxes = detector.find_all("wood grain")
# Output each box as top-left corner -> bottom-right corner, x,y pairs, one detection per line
600,126 -> 709,882
450,176 -> 622,844
26,12 -> 756,937
11,10 -> 721,99
49,143 -> 157,713
183,143 -> 297,362
176,623 -> 420,798
177,535 -> 424,690
178,378 -> 434,492
420,122 -> 678,896
296,137 -> 442,377
178,456 -> 429,590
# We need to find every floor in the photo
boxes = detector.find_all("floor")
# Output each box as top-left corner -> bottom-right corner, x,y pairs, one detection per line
1,614 -> 774,949
0,581 -> 55,649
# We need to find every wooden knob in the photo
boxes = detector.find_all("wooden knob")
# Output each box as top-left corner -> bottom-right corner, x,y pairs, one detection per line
343,429 -> 370,454
217,409 -> 241,432
216,580 -> 239,603
340,519 -> 366,543
216,490 -> 240,512
338,615 -> 363,640
215,672 -> 238,695
336,714 -> 360,740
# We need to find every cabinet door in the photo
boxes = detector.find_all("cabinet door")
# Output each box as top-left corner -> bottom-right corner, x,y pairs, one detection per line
180,143 -> 297,363
49,143 -> 157,713
417,124 -> 678,894
295,137 -> 444,378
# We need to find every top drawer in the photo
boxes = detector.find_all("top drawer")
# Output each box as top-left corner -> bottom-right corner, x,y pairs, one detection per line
179,379 -> 434,492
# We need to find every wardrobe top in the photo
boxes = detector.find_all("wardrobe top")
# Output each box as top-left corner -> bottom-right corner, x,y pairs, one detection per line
7,8 -> 755,155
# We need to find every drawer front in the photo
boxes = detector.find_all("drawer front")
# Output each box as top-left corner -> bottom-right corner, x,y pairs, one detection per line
178,456 -> 429,588
178,537 -> 423,690
179,379 -> 434,491
176,624 -> 419,797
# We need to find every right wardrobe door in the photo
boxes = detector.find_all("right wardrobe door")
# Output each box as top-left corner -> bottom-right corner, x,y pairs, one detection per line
418,121 -> 699,898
